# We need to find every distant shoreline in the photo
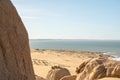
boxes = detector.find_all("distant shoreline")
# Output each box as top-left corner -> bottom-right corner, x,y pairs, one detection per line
29,39 -> 120,58
31,48 -> 104,53
31,48 -> 114,58
31,48 -> 116,58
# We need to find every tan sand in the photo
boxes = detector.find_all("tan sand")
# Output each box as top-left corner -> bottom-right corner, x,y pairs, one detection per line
31,49 -> 113,79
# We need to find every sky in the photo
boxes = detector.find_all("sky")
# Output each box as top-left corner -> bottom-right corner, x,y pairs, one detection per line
11,0 -> 120,40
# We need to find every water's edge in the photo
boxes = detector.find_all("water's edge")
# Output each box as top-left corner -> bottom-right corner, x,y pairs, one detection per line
29,39 -> 120,59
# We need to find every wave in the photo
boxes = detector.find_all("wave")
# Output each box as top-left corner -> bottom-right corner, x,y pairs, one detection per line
112,57 -> 120,61
102,52 -> 120,61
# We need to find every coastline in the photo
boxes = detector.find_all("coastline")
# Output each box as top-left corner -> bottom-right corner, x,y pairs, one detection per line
30,49 -> 113,78
29,39 -> 120,58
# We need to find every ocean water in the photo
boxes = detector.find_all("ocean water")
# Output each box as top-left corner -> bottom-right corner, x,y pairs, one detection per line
29,39 -> 120,57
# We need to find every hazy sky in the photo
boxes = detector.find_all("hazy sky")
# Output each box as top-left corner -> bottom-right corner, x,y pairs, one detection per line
11,0 -> 120,40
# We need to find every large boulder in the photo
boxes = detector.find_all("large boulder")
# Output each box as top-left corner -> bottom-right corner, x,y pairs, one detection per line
35,75 -> 45,80
60,75 -> 76,80
0,0 -> 35,80
76,58 -> 120,80
46,66 -> 70,80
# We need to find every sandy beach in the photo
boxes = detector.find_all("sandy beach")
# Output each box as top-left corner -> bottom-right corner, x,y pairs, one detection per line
31,49 -> 113,79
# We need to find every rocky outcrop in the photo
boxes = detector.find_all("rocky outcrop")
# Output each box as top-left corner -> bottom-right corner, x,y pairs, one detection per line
35,75 -> 45,80
76,58 -> 120,80
60,75 -> 76,80
0,0 -> 35,80
46,66 -> 70,80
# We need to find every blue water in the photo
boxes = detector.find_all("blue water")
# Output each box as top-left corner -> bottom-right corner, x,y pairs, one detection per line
29,39 -> 120,57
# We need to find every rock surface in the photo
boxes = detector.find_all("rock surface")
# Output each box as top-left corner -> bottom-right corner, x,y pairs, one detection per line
0,0 -> 35,80
35,75 -> 45,80
76,58 -> 120,80
60,75 -> 76,80
46,66 -> 70,80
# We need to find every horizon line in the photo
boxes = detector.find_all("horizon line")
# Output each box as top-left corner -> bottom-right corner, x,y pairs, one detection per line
29,38 -> 120,40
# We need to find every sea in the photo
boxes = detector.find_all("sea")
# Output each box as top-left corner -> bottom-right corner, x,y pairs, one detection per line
29,39 -> 120,59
